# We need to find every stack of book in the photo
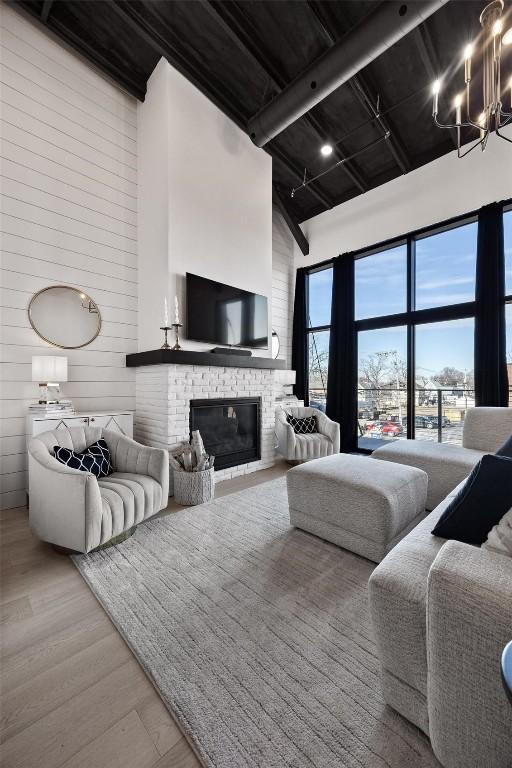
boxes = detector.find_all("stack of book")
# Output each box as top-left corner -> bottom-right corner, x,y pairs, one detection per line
29,400 -> 75,417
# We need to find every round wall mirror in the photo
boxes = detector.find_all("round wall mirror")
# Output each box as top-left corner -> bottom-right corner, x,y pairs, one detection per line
271,329 -> 280,359
28,286 -> 101,349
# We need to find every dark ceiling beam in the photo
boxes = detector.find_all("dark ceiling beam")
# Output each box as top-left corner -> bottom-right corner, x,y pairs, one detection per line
40,0 -> 53,23
109,0 -> 332,212
413,25 -> 458,149
305,0 -> 412,175
201,0 -> 368,196
273,184 -> 309,256
11,1 -> 146,100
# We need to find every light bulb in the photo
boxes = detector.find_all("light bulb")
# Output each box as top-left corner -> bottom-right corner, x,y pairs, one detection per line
320,144 -> 333,157
503,27 -> 512,45
454,93 -> 463,125
432,80 -> 441,116
464,43 -> 473,60
493,18 -> 503,36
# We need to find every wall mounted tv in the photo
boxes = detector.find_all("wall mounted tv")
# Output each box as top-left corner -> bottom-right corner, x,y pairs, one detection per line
186,273 -> 268,349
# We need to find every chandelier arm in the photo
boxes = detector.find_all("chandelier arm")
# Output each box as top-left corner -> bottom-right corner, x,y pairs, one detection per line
457,134 -> 487,159
434,116 -> 473,130
496,126 -> 512,143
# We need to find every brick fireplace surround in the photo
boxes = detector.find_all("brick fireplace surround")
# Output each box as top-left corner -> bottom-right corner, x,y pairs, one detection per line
134,363 -> 296,494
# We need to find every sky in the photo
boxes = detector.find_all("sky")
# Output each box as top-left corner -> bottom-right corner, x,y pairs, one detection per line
308,212 -> 512,378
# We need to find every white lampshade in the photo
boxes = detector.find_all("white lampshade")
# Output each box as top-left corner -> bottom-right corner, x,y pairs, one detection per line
32,356 -> 68,383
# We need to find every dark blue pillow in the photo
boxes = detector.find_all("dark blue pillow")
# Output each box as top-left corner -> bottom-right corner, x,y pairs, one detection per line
496,433 -> 512,458
432,454 -> 512,545
54,438 -> 113,479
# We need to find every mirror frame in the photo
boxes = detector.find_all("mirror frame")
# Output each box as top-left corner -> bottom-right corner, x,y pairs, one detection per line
28,285 -> 102,349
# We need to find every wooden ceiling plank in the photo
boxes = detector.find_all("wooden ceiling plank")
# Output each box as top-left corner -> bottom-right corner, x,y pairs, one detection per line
201,0 -> 368,195
413,25 -> 458,149
110,0 -> 333,211
40,0 -> 53,23
306,0 -> 412,175
11,0 -> 147,100
273,184 -> 309,256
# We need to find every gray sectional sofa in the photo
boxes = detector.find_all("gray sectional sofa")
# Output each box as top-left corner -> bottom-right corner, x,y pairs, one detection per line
368,408 -> 512,768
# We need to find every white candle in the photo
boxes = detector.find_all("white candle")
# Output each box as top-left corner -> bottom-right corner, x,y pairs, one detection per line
164,298 -> 168,327
174,295 -> 180,325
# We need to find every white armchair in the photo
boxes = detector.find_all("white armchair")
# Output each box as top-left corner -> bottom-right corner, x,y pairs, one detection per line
275,406 -> 340,462
28,426 -> 169,553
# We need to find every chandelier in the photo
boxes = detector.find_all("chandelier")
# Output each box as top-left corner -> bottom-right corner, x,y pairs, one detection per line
432,0 -> 512,157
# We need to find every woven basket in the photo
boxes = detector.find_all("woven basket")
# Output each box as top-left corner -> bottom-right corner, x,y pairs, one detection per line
173,467 -> 215,506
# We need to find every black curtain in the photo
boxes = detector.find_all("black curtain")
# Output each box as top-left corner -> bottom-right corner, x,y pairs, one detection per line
474,202 -> 508,406
291,267 -> 308,402
326,255 -> 356,452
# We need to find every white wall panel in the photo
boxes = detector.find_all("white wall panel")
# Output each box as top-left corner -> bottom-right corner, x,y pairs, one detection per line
0,4 -> 138,510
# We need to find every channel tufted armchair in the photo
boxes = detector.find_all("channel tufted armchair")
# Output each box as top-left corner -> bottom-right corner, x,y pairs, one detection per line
28,427 -> 169,553
275,406 -> 340,462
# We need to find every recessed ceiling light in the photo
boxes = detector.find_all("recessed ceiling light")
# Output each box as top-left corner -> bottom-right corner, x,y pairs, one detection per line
320,144 -> 333,157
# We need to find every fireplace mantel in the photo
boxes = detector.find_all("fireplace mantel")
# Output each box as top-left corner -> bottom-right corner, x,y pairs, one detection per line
126,349 -> 287,370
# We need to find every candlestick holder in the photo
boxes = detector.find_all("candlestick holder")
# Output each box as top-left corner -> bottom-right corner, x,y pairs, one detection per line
159,326 -> 172,349
171,323 -> 182,351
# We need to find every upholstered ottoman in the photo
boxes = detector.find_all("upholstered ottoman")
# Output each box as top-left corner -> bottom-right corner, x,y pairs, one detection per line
286,454 -> 428,563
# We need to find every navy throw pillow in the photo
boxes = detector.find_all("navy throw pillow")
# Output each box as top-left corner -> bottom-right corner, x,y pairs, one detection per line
496,433 -> 512,458
431,454 -> 512,545
286,414 -> 318,434
54,438 -> 113,479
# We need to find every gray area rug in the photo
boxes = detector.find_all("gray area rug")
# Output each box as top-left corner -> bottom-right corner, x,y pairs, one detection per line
73,478 -> 439,768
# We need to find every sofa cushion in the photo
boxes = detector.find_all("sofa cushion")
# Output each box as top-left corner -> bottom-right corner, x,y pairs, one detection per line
368,480 -> 465,702
97,472 -> 163,546
286,413 -> 317,434
496,433 -> 512,458
462,407 -> 512,452
371,439 -> 484,510
54,438 -> 113,479
482,508 -> 512,557
432,454 -> 512,545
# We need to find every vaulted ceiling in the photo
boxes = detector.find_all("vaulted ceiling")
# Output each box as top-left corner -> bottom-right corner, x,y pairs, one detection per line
11,1 -> 511,225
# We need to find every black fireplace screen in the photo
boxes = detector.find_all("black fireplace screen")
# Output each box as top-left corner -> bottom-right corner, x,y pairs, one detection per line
189,397 -> 261,471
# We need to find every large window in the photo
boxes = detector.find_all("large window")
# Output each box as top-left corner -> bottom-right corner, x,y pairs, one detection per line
358,327 -> 407,441
304,204 -> 510,446
354,218 -> 477,448
415,222 -> 477,309
355,244 -> 407,320
307,266 -> 333,412
505,209 -> 512,402
415,318 -> 475,444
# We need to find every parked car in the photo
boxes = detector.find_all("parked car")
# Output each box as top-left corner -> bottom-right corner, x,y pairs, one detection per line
403,415 -> 450,430
309,398 -> 326,413
381,421 -> 403,436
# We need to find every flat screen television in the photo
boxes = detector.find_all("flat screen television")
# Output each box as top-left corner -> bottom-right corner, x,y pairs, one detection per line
186,273 -> 268,349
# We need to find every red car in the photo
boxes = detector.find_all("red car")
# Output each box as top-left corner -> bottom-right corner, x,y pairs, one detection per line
380,421 -> 403,436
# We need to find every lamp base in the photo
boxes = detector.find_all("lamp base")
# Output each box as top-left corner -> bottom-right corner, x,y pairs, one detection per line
38,382 -> 61,404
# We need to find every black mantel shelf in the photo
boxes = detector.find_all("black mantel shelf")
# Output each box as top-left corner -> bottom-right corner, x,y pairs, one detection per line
126,349 -> 287,370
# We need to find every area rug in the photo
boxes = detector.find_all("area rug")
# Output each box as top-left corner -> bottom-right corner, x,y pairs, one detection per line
73,478 -> 439,768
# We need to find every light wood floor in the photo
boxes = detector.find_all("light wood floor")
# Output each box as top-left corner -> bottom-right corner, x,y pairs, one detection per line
0,462 -> 289,768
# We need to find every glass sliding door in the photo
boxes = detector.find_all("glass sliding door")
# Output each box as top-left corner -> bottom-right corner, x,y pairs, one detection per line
415,318 -> 475,445
357,326 -> 408,446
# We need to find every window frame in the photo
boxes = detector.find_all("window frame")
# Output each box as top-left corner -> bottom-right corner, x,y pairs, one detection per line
305,264 -> 333,408
304,203 -> 511,448
505,204 -> 512,402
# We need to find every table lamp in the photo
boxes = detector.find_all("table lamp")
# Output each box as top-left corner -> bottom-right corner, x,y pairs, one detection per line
32,356 -> 68,403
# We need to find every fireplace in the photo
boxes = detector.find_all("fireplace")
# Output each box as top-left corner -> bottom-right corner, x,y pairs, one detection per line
189,397 -> 261,471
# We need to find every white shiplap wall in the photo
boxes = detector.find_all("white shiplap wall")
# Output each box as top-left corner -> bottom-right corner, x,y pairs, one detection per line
272,208 -> 295,368
0,4 -> 138,510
